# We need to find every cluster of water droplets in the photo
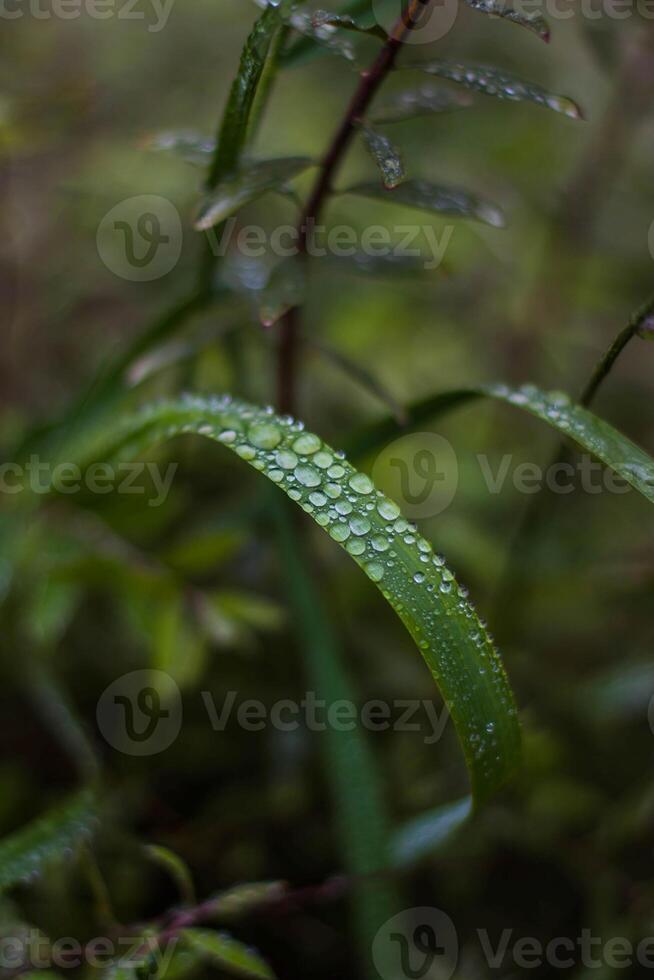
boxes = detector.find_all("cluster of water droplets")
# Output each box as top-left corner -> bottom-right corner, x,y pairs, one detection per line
125,395 -> 520,791
486,382 -> 654,495
418,61 -> 581,119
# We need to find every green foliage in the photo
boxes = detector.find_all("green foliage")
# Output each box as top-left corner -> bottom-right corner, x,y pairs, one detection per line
0,791 -> 95,893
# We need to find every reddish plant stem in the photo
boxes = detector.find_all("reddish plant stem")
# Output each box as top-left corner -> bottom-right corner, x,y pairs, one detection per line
276,0 -> 433,414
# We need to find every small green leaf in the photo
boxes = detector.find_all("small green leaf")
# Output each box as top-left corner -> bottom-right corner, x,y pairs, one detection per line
258,257 -> 307,327
287,8 -> 358,63
208,2 -> 293,187
0,790 -> 96,893
195,158 -> 315,231
73,395 -> 521,804
205,881 -> 286,919
352,383 -> 654,505
371,84 -> 473,123
393,797 -> 472,867
312,9 -> 387,40
181,928 -> 274,980
406,60 -> 583,119
344,179 -> 505,227
144,845 -> 195,905
359,125 -> 406,189
463,0 -> 550,42
145,131 -> 214,166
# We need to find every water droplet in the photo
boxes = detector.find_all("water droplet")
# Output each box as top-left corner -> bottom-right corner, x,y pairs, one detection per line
349,473 -> 374,495
349,516 -> 371,536
346,538 -> 366,556
248,421 -> 282,449
295,465 -> 321,488
371,534 -> 390,552
366,561 -> 385,582
314,451 -> 334,469
276,449 -> 298,470
293,433 -> 322,455
218,430 -> 237,444
331,523 -> 350,542
377,498 -> 401,521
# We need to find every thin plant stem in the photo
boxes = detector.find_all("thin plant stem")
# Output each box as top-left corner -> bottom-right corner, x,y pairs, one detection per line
276,0 -> 435,414
580,293 -> 654,408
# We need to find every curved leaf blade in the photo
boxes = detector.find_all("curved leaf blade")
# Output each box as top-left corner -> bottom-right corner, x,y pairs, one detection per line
371,84 -> 473,123
0,790 -> 96,893
343,179 -> 505,227
360,125 -> 406,189
351,383 -> 654,504
75,395 -> 521,805
406,61 -> 582,119
195,157 -> 315,231
181,928 -> 274,980
313,9 -> 387,40
463,0 -> 550,42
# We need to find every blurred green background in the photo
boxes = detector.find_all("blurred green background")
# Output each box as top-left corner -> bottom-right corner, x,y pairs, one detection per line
1,1 -> 654,978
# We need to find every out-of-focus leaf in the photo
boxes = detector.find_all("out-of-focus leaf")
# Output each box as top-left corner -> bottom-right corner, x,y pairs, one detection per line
282,0 -> 394,65
195,158 -> 315,231
344,179 -> 505,227
371,84 -> 473,123
463,0 -> 550,42
360,126 -> 405,189
27,665 -> 99,782
392,797 -> 472,867
286,8 -> 359,63
274,496 -> 399,965
181,928 -> 275,980
258,257 -> 307,327
145,131 -> 214,166
312,9 -> 387,40
208,1 -> 294,187
73,395 -> 522,804
407,61 -> 583,119
24,578 -> 80,647
152,594 -> 207,689
163,528 -> 245,576
351,383 -> 654,505
144,845 -> 196,905
205,881 -> 286,919
0,790 -> 96,893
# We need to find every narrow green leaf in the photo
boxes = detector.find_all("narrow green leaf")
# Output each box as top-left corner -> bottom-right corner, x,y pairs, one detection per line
392,796 -> 472,867
144,845 -> 196,905
463,0 -> 550,42
74,395 -> 522,804
205,881 -> 286,919
359,125 -> 405,189
273,497 -> 399,967
312,9 -> 388,40
0,790 -> 96,893
145,131 -> 214,166
406,61 -> 583,119
287,8 -> 359,63
195,158 -> 315,231
258,257 -> 306,327
351,383 -> 654,505
208,2 -> 292,187
344,179 -> 505,227
181,928 -> 274,980
371,84 -> 473,123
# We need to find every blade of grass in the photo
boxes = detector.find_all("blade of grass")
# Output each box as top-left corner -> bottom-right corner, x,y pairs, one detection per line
61,394 -> 522,805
